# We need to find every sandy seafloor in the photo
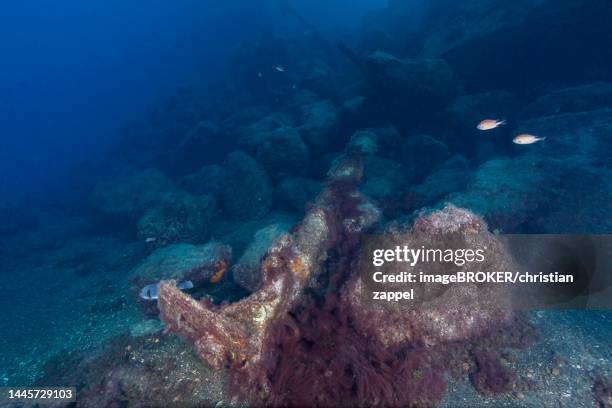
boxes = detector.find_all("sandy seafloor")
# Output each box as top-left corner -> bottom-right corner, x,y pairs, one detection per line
1,224 -> 610,406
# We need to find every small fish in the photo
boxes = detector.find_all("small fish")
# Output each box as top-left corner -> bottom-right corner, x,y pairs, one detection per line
477,119 -> 506,131
274,65 -> 285,72
513,134 -> 546,145
139,280 -> 194,300
257,72 -> 263,78
145,237 -> 156,243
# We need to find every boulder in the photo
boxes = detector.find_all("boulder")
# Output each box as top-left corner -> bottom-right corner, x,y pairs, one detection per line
168,121 -> 228,175
180,165 -> 227,197
401,134 -> 451,181
298,100 -> 339,148
520,82 -> 612,119
129,242 -> 231,314
337,95 -> 370,131
413,155 -> 471,207
448,155 -> 559,232
513,108 -> 612,233
428,1 -> 612,92
347,130 -> 379,156
222,151 -> 273,220
361,156 -> 409,201
275,177 -> 322,213
514,108 -> 612,161
136,192 -> 217,247
213,212 -> 299,257
345,205 -> 515,348
232,222 -> 293,292
368,125 -> 403,160
89,169 -> 176,221
298,60 -> 337,98
528,165 -> 611,234
288,90 -> 319,109
237,112 -> 296,153
256,126 -> 310,179
362,52 -> 457,123
221,105 -> 272,132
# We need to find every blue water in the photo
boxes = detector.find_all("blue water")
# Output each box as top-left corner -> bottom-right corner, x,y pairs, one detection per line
0,0 -> 610,406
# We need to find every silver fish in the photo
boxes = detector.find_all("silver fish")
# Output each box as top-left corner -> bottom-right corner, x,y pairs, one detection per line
139,280 -> 194,300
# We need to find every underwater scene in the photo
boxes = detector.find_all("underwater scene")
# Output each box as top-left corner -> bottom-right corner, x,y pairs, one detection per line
0,0 -> 611,406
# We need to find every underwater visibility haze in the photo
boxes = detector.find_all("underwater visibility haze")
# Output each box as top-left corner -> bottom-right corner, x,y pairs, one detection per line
0,0 -> 610,407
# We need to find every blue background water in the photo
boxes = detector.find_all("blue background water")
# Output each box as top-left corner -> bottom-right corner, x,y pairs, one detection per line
0,0 -> 385,202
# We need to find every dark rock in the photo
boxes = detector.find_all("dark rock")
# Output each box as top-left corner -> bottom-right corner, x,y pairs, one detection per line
520,82 -> 612,119
347,130 -> 379,156
221,105 -> 272,131
419,0 -> 538,58
89,169 -> 176,221
165,121 -> 231,175
368,125 -> 403,160
222,151 -> 273,220
341,95 -> 366,114
180,165 -> 227,197
515,109 -> 612,233
337,95 -> 371,132
298,60 -> 337,98
130,242 -> 231,287
449,155 -> 558,232
178,121 -> 219,151
275,177 -> 322,213
515,108 -> 612,162
528,165 -> 611,234
129,242 -> 231,313
287,90 -> 319,111
401,134 -> 451,181
232,222 -> 293,292
256,126 -> 310,179
298,100 -> 339,148
345,205 -> 517,348
361,156 -> 409,201
347,126 -> 403,160
362,51 -> 457,123
413,155 -> 471,207
213,212 -> 299,257
237,112 -> 297,153
435,1 -> 612,93
136,192 -> 217,247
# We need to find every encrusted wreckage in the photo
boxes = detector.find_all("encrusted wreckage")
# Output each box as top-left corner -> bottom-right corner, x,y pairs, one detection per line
158,144 -> 376,390
158,142 -> 534,406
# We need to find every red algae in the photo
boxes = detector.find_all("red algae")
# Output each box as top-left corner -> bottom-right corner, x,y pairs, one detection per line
158,147 -> 537,407
259,293 -> 447,407
470,350 -> 516,395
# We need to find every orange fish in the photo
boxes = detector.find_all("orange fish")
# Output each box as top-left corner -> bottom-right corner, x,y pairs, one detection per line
513,134 -> 546,145
477,119 -> 506,131
209,260 -> 227,284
